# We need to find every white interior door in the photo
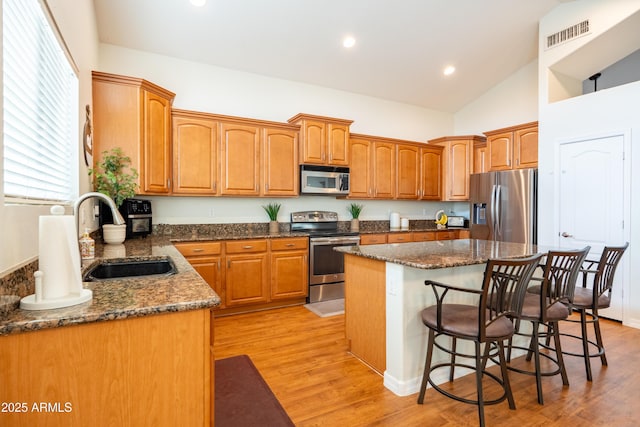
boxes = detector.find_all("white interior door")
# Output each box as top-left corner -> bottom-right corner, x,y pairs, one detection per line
558,134 -> 625,320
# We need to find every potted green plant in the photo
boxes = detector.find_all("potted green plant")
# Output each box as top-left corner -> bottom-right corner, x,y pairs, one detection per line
348,203 -> 363,232
262,203 -> 281,234
88,147 -> 139,243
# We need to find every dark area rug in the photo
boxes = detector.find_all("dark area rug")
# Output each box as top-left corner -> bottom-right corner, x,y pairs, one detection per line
215,354 -> 295,427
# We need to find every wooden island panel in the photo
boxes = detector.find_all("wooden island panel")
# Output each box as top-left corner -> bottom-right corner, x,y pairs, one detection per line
344,254 -> 386,374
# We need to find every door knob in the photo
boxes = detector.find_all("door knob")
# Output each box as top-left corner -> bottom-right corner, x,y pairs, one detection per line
561,232 -> 573,238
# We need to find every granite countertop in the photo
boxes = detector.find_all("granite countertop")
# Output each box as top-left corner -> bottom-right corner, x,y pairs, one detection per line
0,237 -> 220,336
336,238 -> 540,270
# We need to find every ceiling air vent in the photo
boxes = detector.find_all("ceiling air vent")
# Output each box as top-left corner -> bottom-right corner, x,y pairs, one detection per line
545,19 -> 590,50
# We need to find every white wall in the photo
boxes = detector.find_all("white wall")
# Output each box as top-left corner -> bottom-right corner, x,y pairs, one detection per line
454,60 -> 539,135
0,0 -> 99,275
537,0 -> 640,326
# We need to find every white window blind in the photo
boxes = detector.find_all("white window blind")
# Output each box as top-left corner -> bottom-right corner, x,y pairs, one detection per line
3,0 -> 79,203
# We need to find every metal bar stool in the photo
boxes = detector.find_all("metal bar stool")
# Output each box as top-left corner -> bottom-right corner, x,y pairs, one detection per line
417,254 -> 542,427
506,247 -> 590,405
560,243 -> 628,381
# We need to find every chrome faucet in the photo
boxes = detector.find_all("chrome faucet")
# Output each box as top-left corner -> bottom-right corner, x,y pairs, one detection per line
73,192 -> 125,237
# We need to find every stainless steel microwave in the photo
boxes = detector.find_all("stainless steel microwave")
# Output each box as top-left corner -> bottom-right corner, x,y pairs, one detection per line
300,165 -> 350,195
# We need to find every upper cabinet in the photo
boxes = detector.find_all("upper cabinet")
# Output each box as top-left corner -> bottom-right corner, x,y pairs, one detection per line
429,135 -> 483,201
92,71 -> 175,195
419,145 -> 443,200
396,144 -> 420,199
172,110 -> 219,195
348,134 -> 395,199
484,121 -> 538,171
288,113 -> 353,166
473,139 -> 488,174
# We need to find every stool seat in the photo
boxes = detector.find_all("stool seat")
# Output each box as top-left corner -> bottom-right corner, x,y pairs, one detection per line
421,305 -> 514,340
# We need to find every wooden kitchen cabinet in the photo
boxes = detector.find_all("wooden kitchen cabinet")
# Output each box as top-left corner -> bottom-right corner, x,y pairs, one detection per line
396,144 -> 420,199
0,309 -> 213,426
348,134 -> 396,199
174,241 -> 225,309
473,139 -> 488,174
387,232 -> 413,243
262,127 -> 299,196
92,71 -> 175,195
269,237 -> 308,300
220,122 -> 261,196
429,135 -> 483,201
419,145 -> 443,200
288,113 -> 353,166
172,110 -> 219,195
412,231 -> 437,241
484,121 -> 538,171
224,240 -> 269,307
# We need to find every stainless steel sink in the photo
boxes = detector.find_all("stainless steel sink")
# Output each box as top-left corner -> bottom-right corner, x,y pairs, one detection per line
83,257 -> 177,281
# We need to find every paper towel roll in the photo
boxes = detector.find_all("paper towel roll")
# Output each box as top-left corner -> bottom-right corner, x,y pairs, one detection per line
38,207 -> 83,300
390,212 -> 400,230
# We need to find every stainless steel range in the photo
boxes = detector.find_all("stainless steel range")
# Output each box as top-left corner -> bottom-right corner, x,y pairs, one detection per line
290,211 -> 360,303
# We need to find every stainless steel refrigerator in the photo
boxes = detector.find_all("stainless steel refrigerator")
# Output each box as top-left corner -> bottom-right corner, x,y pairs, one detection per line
469,168 -> 537,244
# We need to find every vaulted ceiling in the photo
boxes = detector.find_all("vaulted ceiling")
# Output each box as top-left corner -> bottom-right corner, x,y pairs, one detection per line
93,0 -> 567,112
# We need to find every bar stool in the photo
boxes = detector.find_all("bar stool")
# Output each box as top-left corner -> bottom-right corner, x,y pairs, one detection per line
417,254 -> 542,427
561,243 -> 628,381
507,247 -> 590,405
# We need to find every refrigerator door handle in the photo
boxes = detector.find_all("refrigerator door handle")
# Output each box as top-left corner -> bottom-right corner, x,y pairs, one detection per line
494,184 -> 502,239
490,184 -> 497,240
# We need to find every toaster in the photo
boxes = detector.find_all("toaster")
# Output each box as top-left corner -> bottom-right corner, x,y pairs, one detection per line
446,216 -> 466,227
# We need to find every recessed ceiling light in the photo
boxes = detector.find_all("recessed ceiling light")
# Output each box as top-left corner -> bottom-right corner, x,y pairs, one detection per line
190,0 -> 206,6
443,65 -> 456,76
343,36 -> 356,48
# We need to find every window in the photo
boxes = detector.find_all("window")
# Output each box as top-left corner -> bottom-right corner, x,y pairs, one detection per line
3,0 -> 79,203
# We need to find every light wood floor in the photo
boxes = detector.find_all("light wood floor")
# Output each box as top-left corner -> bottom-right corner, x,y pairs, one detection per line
213,306 -> 640,426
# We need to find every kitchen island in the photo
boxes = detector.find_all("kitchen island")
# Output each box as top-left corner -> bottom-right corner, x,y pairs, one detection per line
0,238 -> 220,427
336,238 -> 539,396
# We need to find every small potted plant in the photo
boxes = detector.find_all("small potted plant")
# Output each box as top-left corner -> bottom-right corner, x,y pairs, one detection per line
348,203 -> 363,232
262,203 -> 281,234
89,147 -> 139,243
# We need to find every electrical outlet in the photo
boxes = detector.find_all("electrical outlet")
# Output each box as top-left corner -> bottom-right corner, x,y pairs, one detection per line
209,208 -> 215,217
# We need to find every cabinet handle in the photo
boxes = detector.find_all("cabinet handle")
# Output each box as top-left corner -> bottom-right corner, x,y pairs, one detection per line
227,260 -> 231,268
217,260 -> 221,270
167,178 -> 171,188
243,245 -> 253,249
213,182 -> 216,191
286,243 -> 295,247
265,184 -> 269,192
192,248 -> 205,253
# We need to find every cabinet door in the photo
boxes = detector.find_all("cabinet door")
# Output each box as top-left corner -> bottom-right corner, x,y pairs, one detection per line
190,256 -> 224,309
372,142 -> 396,199
300,120 -> 326,164
142,90 -> 172,194
420,146 -> 442,200
447,140 -> 471,200
220,122 -> 260,195
263,128 -> 298,196
487,131 -> 512,171
474,143 -> 487,174
349,137 -> 372,198
172,115 -> 218,195
514,126 -> 538,169
270,250 -> 308,299
225,253 -> 268,306
396,144 -> 420,199
327,123 -> 349,165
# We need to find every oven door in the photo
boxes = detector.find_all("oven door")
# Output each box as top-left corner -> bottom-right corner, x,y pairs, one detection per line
309,236 -> 360,285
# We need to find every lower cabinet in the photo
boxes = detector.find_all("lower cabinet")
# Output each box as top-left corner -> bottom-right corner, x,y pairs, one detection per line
175,237 -> 308,314
0,309 -> 213,426
359,230 -> 468,245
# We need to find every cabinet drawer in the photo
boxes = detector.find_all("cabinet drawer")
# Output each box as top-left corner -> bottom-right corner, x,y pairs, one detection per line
225,239 -> 268,254
270,237 -> 308,251
387,233 -> 413,243
436,231 -> 457,240
174,241 -> 222,257
359,234 -> 387,245
412,231 -> 437,242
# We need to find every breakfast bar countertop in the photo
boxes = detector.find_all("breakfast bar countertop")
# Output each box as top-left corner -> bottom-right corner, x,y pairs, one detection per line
336,238 -> 540,270
0,237 -> 220,336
